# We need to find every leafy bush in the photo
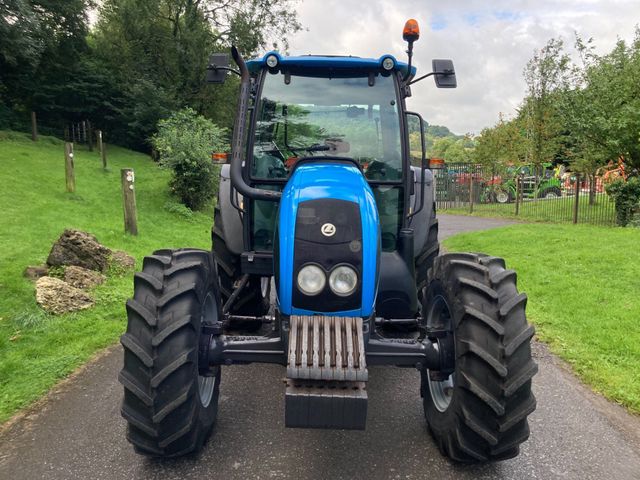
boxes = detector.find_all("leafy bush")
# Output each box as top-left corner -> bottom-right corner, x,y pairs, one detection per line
606,177 -> 640,226
163,201 -> 194,220
152,108 -> 227,210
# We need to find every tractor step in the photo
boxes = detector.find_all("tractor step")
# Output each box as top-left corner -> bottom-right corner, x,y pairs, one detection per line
285,315 -> 368,429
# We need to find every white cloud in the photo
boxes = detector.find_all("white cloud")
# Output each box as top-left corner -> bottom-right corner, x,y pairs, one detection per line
287,0 -> 640,134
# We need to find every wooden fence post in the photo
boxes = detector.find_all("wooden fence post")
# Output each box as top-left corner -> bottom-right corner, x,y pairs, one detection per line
65,142 -> 75,193
573,173 -> 581,224
31,111 -> 38,141
121,169 -> 138,235
87,120 -> 93,152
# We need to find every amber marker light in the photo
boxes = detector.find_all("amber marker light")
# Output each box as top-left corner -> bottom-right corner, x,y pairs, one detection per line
403,18 -> 420,43
211,152 -> 228,163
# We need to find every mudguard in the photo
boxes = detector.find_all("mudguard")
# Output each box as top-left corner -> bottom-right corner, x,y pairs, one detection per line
216,164 -> 244,255
409,166 -> 435,256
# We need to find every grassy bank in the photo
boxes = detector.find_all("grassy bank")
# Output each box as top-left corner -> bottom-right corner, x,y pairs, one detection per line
444,223 -> 640,413
0,131 -> 213,422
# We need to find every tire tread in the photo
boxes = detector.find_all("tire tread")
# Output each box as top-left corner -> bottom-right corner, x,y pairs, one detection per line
423,252 -> 537,464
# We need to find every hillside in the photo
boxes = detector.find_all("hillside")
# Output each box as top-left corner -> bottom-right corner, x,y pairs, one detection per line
0,131 -> 213,422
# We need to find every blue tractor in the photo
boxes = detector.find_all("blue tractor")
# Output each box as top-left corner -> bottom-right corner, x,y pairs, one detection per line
119,19 -> 537,463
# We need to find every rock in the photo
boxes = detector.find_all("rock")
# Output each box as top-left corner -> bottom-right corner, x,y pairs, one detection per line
64,265 -> 106,289
111,250 -> 135,270
35,277 -> 94,314
24,265 -> 49,281
47,229 -> 112,272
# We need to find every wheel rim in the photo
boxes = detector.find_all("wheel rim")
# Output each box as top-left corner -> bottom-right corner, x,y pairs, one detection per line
545,192 -> 558,199
496,192 -> 509,203
426,294 -> 455,413
198,292 -> 218,408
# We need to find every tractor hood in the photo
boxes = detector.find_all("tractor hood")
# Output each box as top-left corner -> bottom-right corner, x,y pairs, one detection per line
275,160 -> 380,317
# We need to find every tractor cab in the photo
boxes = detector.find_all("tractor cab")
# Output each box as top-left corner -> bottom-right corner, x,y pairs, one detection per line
208,35 -> 456,319
247,53 -> 408,254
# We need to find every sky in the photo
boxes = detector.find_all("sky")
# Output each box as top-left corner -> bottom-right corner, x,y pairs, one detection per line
286,0 -> 640,135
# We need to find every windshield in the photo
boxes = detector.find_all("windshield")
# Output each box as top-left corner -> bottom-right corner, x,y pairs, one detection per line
251,72 -> 403,181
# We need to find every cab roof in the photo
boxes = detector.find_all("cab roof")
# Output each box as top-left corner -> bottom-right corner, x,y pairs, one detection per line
246,51 -> 417,77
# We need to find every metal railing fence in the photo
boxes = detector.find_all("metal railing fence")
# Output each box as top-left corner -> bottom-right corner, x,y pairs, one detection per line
433,163 -> 616,226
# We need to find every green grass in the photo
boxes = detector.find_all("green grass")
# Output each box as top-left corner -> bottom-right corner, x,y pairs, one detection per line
443,193 -> 616,225
444,223 -> 640,413
0,131 -> 213,423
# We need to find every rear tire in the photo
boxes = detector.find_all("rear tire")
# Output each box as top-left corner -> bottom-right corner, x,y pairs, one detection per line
421,253 -> 537,463
494,188 -> 512,204
119,248 -> 221,457
540,186 -> 561,199
212,206 -> 270,326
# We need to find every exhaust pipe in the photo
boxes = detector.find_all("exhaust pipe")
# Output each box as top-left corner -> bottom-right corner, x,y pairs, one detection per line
230,46 -> 281,202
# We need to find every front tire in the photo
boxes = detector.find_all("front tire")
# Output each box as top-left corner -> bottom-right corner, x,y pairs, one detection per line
421,253 -> 537,463
119,248 -> 221,457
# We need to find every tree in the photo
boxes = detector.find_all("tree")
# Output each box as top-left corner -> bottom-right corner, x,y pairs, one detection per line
559,30 -> 640,173
90,0 -> 302,149
0,0 -> 43,68
522,38 -> 570,167
1,0 -> 94,133
473,114 -> 527,168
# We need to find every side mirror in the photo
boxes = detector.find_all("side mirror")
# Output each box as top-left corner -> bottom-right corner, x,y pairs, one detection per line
206,53 -> 230,84
432,59 -> 457,88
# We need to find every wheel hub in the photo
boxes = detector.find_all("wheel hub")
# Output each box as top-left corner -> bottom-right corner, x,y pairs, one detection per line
425,294 -> 456,412
496,192 -> 509,203
198,292 -> 220,406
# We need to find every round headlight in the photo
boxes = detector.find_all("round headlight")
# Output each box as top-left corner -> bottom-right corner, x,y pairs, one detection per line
297,264 -> 326,296
266,54 -> 279,68
329,266 -> 358,296
382,57 -> 395,71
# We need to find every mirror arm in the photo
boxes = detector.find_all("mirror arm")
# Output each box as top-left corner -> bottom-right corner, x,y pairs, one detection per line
207,65 -> 241,77
407,71 -> 436,86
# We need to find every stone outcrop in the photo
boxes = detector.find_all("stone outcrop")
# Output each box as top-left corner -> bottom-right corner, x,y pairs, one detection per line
47,229 -> 112,272
24,265 -> 49,281
35,276 -> 95,315
111,250 -> 135,270
64,265 -> 106,289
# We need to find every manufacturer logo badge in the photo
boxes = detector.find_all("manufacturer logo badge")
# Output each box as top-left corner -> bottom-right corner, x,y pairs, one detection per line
321,223 -> 336,237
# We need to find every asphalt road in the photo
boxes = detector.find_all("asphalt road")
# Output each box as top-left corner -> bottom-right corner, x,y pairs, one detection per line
2,214 -> 640,480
